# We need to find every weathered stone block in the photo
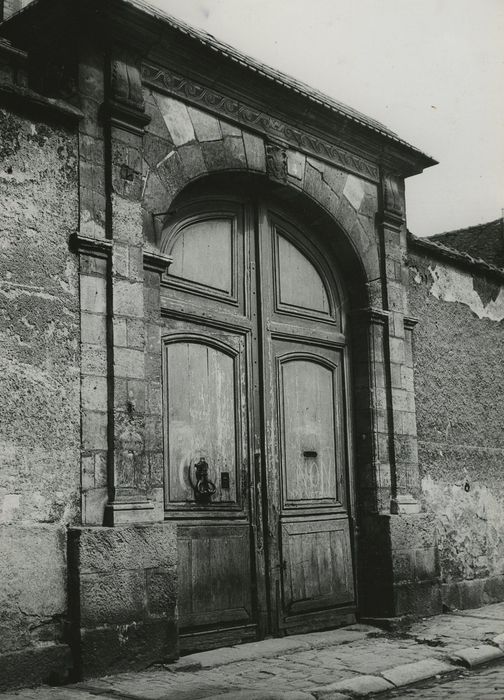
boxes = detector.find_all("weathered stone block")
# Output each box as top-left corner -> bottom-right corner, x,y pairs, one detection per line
177,142 -> 207,181
81,486 -> 107,526
127,319 -> 145,349
80,274 -> 106,314
223,135 -> 247,168
80,570 -> 147,626
0,525 -> 67,629
68,524 -> 177,677
343,174 -> 365,211
81,342 -> 107,376
243,132 -> 266,172
112,195 -> 143,245
69,523 -> 177,574
220,120 -> 242,137
155,94 -> 195,146
114,347 -> 145,379
188,106 -> 222,142
80,312 -> 107,345
287,149 -> 305,180
76,618 -> 177,678
0,643 -> 72,691
82,410 -> 108,451
113,279 -> 144,318
112,241 -> 129,278
81,375 -> 108,412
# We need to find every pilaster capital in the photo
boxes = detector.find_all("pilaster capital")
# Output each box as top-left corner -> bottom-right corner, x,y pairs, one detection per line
70,232 -> 112,258
143,248 -> 173,275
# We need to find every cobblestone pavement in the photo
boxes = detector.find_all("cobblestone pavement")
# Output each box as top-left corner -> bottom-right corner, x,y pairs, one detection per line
381,663 -> 504,699
3,603 -> 504,699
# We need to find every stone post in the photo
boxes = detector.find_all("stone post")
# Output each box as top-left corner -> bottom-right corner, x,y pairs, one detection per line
102,46 -> 170,525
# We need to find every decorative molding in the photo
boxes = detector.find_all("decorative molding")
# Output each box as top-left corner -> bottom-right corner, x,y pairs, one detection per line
403,316 -> 419,330
143,248 -> 173,274
141,62 -> 380,183
102,99 -> 151,136
70,232 -> 112,259
351,307 -> 390,325
390,495 -> 421,515
265,141 -> 287,183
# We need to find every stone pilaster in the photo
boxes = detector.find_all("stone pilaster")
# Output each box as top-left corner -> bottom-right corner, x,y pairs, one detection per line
381,173 -> 421,514
100,45 -> 167,525
358,172 -> 441,620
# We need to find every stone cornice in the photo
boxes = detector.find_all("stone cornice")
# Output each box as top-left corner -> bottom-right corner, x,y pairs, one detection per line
0,82 -> 83,123
141,62 -> 380,184
70,232 -> 112,258
143,248 -> 173,275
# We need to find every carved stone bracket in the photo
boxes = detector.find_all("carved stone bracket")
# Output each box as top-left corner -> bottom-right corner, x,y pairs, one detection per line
382,174 -> 405,231
141,62 -> 380,183
266,141 -> 288,183
105,50 -> 151,135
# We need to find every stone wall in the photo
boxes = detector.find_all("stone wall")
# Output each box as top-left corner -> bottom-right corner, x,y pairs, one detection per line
0,106 -> 80,686
408,248 -> 504,609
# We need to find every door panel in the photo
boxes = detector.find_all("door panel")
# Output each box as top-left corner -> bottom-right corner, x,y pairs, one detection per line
178,523 -> 253,627
270,339 -> 355,631
166,339 -> 238,504
169,217 -> 234,295
281,518 -> 355,616
280,358 -> 338,503
161,197 -> 355,647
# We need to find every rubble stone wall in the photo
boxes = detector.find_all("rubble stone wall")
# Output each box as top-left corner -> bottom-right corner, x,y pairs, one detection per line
0,106 -> 80,687
408,248 -> 504,610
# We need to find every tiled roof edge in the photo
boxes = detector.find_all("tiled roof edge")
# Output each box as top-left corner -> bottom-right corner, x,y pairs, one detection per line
408,231 -> 504,281
429,217 -> 503,241
1,0 -> 437,166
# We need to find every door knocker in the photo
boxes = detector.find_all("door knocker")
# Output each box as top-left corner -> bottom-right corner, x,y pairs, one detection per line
188,458 -> 216,504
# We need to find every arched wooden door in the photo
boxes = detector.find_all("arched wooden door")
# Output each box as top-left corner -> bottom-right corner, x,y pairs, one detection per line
160,195 -> 356,652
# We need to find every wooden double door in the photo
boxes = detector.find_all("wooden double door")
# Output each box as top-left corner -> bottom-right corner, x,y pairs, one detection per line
161,195 -> 356,651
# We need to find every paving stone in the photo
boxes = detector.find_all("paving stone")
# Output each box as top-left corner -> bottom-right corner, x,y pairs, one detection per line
456,603 -> 504,621
449,644 -> 504,668
310,674 -> 393,698
288,626 -> 378,649
202,692 -> 315,700
381,658 -> 455,687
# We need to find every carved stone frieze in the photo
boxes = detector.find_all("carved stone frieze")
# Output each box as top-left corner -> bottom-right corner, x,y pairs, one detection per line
141,63 -> 379,182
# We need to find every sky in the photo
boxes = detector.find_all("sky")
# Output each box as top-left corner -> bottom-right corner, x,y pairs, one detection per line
148,0 -> 504,237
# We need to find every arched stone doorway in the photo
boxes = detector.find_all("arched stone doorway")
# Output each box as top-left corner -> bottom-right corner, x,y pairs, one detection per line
157,177 -> 370,651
